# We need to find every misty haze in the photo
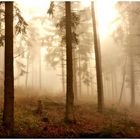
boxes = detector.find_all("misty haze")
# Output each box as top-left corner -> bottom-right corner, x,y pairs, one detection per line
0,0 -> 140,138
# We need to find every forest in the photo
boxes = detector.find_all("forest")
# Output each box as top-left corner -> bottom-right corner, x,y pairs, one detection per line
0,0 -> 140,138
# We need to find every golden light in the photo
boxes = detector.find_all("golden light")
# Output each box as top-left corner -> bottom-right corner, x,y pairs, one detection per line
40,47 -> 47,58
81,0 -> 118,40
16,0 -> 119,41
15,0 -> 50,21
81,0 -> 91,8
95,0 -> 118,39
16,0 -> 50,9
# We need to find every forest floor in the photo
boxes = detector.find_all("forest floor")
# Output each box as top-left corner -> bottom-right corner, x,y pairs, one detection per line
0,88 -> 140,138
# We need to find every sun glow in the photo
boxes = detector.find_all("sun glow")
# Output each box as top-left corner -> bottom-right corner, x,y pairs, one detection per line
81,0 -> 91,8
40,47 -> 47,58
95,0 -> 118,39
16,0 -> 119,40
16,0 -> 50,21
16,0 -> 50,9
81,0 -> 119,40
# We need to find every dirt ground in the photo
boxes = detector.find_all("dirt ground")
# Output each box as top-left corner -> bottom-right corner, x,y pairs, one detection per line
0,89 -> 140,138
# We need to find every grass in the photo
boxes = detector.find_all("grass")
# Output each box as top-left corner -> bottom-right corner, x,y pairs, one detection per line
0,88 -> 140,138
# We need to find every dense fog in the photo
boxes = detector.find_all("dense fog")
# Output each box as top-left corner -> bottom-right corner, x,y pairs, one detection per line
0,1 -> 140,138
0,1 -> 140,105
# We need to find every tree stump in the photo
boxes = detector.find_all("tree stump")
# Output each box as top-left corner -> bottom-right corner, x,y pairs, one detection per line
36,100 -> 43,115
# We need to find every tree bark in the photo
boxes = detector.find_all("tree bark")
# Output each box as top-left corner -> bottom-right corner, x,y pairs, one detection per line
91,2 -> 104,112
3,2 -> 14,136
65,2 -> 74,122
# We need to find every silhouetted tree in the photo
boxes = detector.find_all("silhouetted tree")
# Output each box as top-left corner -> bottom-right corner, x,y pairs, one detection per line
3,2 -> 14,136
65,2 -> 74,122
91,2 -> 104,112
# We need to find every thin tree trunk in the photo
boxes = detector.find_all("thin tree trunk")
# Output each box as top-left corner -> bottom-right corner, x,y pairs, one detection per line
127,4 -> 135,107
130,52 -> 135,107
114,71 -> 117,99
119,56 -> 127,104
39,47 -> 42,90
111,72 -> 114,101
65,2 -> 74,122
3,2 -> 14,136
25,53 -> 29,88
90,74 -> 93,95
32,57 -> 34,88
0,5 -> 4,89
89,59 -> 93,95
61,46 -> 65,94
78,53 -> 82,96
73,48 -> 78,102
86,62 -> 90,96
91,2 -> 104,112
103,74 -> 106,98
106,76 -> 110,99
0,4 -> 1,47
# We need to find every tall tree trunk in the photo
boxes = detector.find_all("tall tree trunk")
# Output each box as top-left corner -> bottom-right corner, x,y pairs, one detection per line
119,56 -> 127,104
39,47 -> 42,90
61,46 -> 65,94
0,4 -> 4,89
0,4 -> 1,47
65,2 -> 74,122
103,74 -> 106,98
91,2 -> 104,112
107,76 -> 110,98
111,73 -> 114,102
25,53 -> 29,88
114,71 -> 117,99
32,57 -> 34,88
89,60 -> 94,95
78,53 -> 82,96
3,2 -> 14,136
130,52 -> 135,107
73,48 -> 78,102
